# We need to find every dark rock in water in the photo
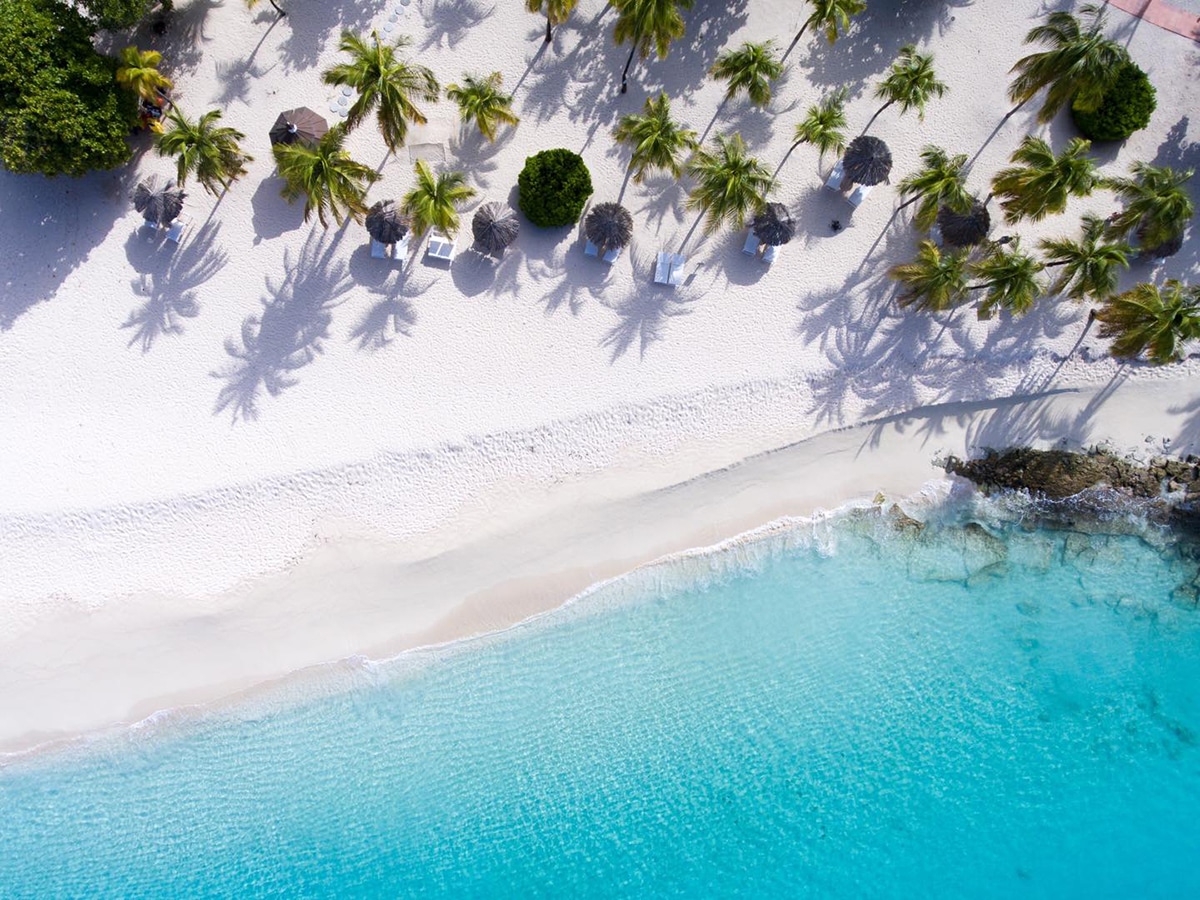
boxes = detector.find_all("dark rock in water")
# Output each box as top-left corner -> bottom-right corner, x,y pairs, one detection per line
945,447 -> 1167,500
887,504 -> 924,533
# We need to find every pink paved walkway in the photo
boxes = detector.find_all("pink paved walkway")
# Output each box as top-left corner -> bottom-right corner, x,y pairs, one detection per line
1107,0 -> 1200,41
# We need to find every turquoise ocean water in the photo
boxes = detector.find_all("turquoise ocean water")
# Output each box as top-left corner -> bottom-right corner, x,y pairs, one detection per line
2,501 -> 1200,897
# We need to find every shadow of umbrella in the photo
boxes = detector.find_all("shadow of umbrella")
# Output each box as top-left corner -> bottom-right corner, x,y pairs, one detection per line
250,176 -> 295,242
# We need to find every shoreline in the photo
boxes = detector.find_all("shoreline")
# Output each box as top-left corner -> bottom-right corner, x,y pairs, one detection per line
4,372 -> 1200,756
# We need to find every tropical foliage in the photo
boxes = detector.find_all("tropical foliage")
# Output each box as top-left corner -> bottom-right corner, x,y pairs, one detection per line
0,0 -> 136,176
518,148 -> 594,227
1095,280 -> 1200,364
970,239 -> 1045,319
446,72 -> 519,142
897,146 -> 971,231
1070,60 -> 1156,142
1104,162 -> 1194,257
273,125 -> 380,227
116,46 -> 172,101
791,89 -> 848,163
889,240 -> 969,312
686,134 -> 773,236
1008,3 -> 1127,123
156,108 -> 253,195
612,0 -> 695,93
865,44 -> 946,132
526,0 -> 578,43
613,93 -> 698,184
77,0 -> 154,28
990,136 -> 1099,224
789,0 -> 867,51
710,41 -> 784,107
322,31 -> 439,153
1039,215 -> 1129,303
401,160 -> 477,237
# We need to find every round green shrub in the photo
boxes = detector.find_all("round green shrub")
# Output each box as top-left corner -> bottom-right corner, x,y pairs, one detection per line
518,149 -> 593,227
1071,61 -> 1156,142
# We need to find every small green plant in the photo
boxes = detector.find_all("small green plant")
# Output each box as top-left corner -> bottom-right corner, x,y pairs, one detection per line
1071,60 -> 1155,142
518,149 -> 593,227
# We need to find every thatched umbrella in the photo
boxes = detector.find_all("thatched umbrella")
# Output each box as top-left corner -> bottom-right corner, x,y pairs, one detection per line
751,202 -> 795,246
584,202 -> 634,255
269,107 -> 328,146
472,201 -> 520,255
842,135 -> 893,186
132,176 -> 186,226
1138,228 -> 1183,260
937,199 -> 991,248
365,200 -> 410,245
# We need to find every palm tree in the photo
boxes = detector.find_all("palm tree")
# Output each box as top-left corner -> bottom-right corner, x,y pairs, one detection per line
889,240 -> 970,312
245,0 -> 285,17
686,134 -> 772,239
863,44 -> 946,134
400,159 -> 477,238
970,239 -> 1045,319
322,31 -> 439,153
710,41 -> 784,107
897,146 -> 971,231
789,89 -> 848,165
273,125 -> 381,227
613,93 -> 698,185
526,0 -> 579,43
990,136 -> 1099,224
116,47 -> 172,101
788,0 -> 866,53
1104,163 -> 1195,256
1039,214 -> 1130,303
446,73 -> 519,142
613,0 -> 695,95
1007,3 -> 1126,123
1095,280 -> 1200,364
156,108 -> 253,195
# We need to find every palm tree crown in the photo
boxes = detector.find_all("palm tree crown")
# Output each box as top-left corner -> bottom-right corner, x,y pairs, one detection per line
866,44 -> 946,132
116,46 -> 172,101
889,240 -> 969,312
970,239 -> 1045,319
322,31 -> 439,153
446,72 -> 519,142
1104,163 -> 1195,255
790,0 -> 867,51
686,134 -> 773,236
613,93 -> 698,185
156,107 -> 253,195
990,136 -> 1099,224
1008,3 -> 1127,123
1039,214 -> 1130,303
710,41 -> 784,107
897,145 -> 971,231
401,159 -> 477,238
273,125 -> 381,227
526,0 -> 579,43
613,0 -> 695,93
791,89 -> 848,163
1095,280 -> 1200,364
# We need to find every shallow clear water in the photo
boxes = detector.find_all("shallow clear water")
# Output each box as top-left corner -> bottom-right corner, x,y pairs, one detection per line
3,511 -> 1200,898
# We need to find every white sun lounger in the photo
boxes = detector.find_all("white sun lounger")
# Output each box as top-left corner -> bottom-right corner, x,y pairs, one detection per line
602,247 -> 620,264
848,184 -> 872,207
654,251 -> 686,287
762,244 -> 779,264
426,231 -> 455,262
743,232 -> 760,255
824,161 -> 845,191
584,240 -> 599,257
165,214 -> 190,244
371,238 -> 390,259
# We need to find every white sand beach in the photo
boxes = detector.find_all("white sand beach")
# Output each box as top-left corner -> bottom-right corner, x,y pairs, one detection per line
0,0 -> 1198,753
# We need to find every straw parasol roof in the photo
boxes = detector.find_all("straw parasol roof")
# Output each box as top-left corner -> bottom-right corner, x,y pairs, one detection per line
751,202 -> 795,246
269,107 -> 329,146
365,200 -> 410,244
584,202 -> 634,254
472,201 -> 520,255
132,176 -> 185,226
937,199 -> 991,248
1138,227 -> 1183,260
842,135 -> 893,186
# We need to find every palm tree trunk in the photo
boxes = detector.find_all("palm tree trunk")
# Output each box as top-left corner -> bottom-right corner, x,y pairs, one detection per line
860,100 -> 892,136
1002,96 -> 1029,121
679,211 -> 706,254
785,22 -> 809,57
770,141 -> 802,183
897,192 -> 924,210
620,43 -> 637,94
545,14 -> 553,43
267,0 -> 285,16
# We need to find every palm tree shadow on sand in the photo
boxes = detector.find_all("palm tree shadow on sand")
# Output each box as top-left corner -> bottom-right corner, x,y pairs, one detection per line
598,246 -> 698,362
212,228 -> 353,421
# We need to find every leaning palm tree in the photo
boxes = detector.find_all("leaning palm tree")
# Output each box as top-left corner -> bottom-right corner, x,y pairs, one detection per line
1095,280 -> 1200,364
788,0 -> 867,53
526,0 -> 579,43
1104,163 -> 1195,257
710,41 -> 784,107
322,31 -> 439,153
273,125 -> 381,227
400,159 -> 477,238
789,89 -> 848,166
889,240 -> 970,312
613,0 -> 695,94
990,136 -> 1099,224
970,239 -> 1046,319
116,46 -> 172,101
245,0 -> 285,18
1007,3 -> 1127,123
613,92 -> 698,185
897,146 -> 971,231
156,108 -> 253,195
863,44 -> 946,134
686,134 -> 772,238
446,73 -> 519,142
1039,214 -> 1130,303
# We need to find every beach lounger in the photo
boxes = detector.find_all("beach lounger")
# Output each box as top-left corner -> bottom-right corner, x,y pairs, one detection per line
165,214 -> 190,244
396,234 -> 411,257
426,231 -> 455,262
371,239 -> 390,259
139,219 -> 159,238
584,240 -> 599,257
602,247 -> 620,264
848,184 -> 872,207
654,251 -> 686,287
824,161 -> 845,191
762,244 -> 779,264
743,232 -> 760,255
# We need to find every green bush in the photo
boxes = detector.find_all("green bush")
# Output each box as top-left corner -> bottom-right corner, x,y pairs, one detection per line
518,149 -> 593,227
1071,61 -> 1156,142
